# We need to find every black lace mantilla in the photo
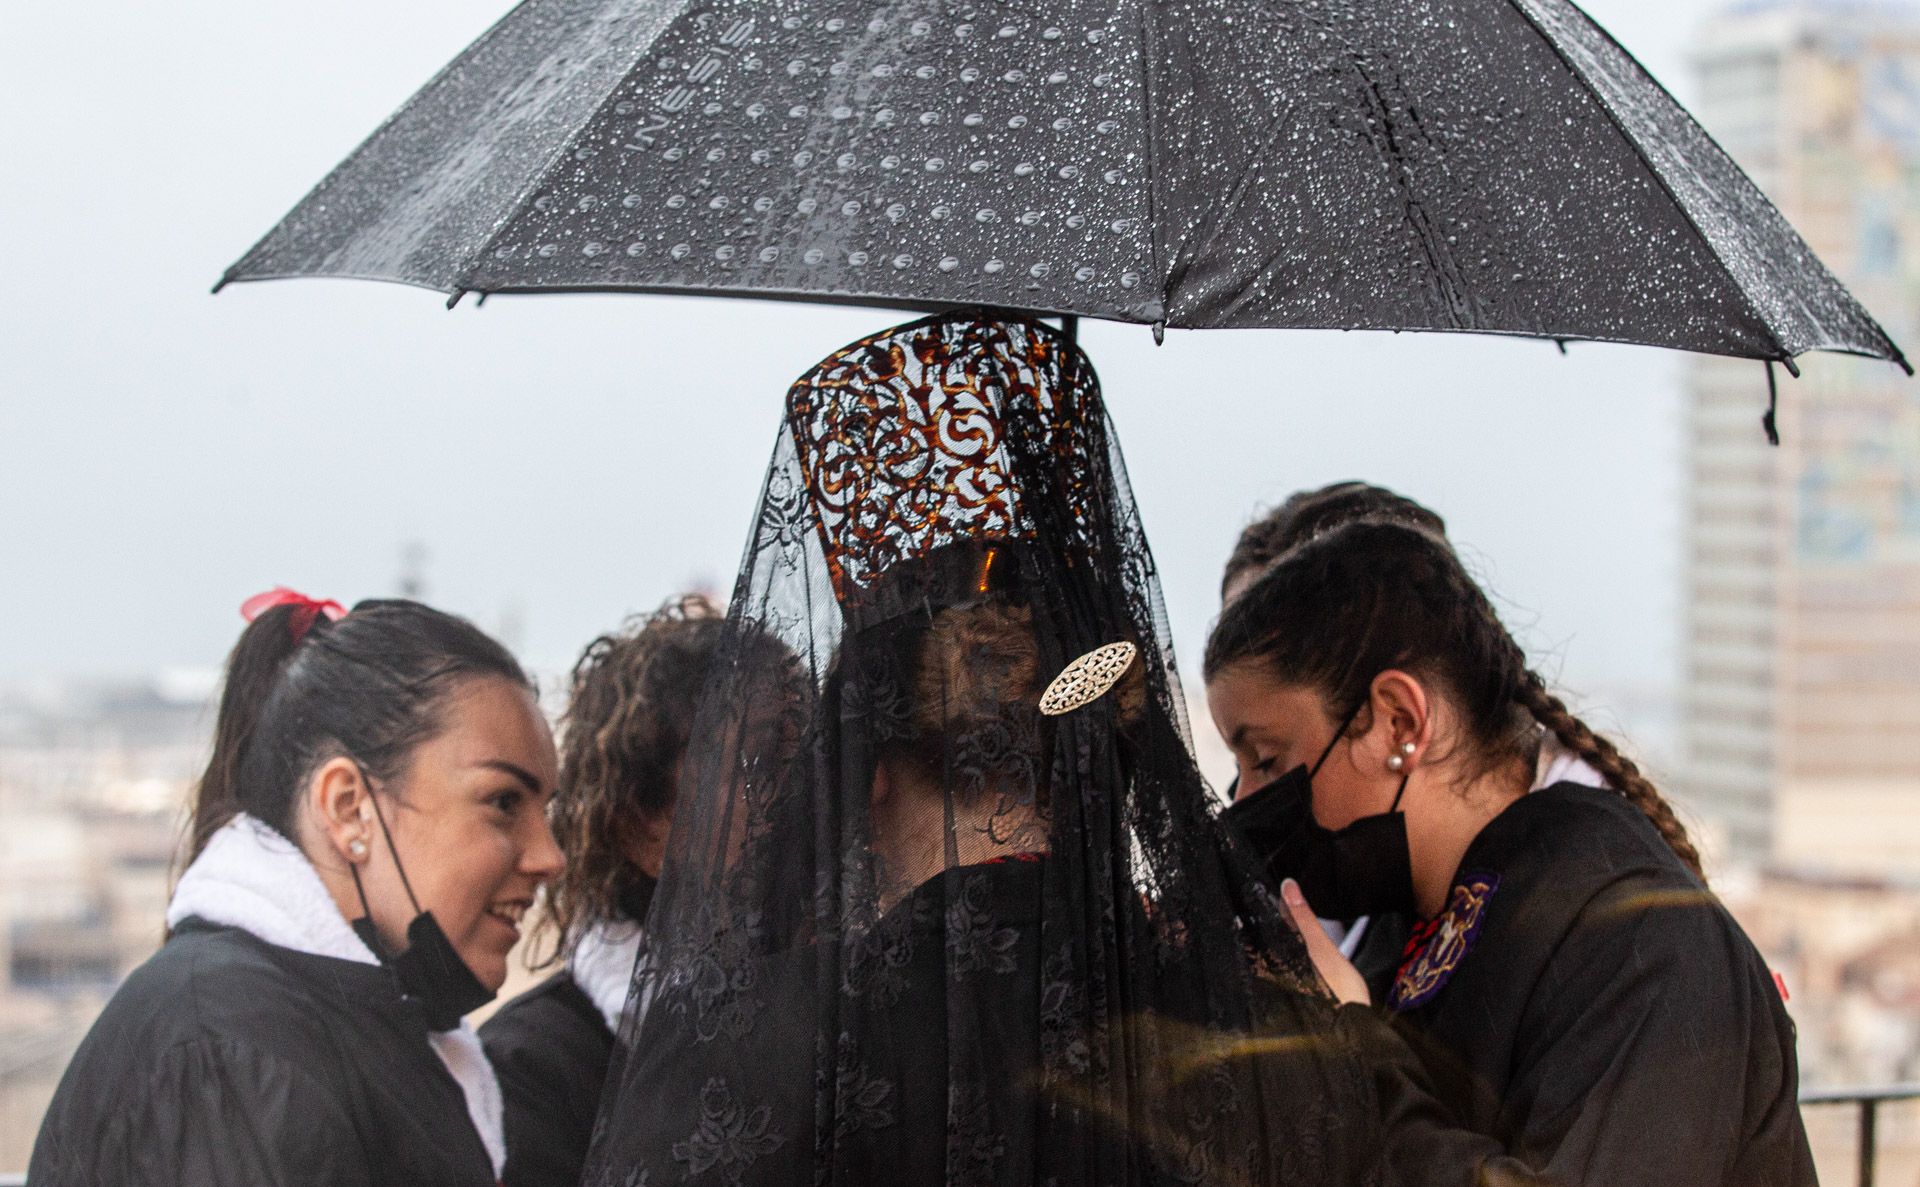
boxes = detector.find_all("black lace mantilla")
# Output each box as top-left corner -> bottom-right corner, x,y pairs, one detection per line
582,312 -> 1385,1187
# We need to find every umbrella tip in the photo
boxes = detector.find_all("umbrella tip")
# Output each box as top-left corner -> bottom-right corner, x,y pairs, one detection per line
1152,320 -> 1165,346
210,275 -> 230,296
1555,338 -> 1569,355
1780,355 -> 1802,380
1897,352 -> 1914,377
446,288 -> 468,310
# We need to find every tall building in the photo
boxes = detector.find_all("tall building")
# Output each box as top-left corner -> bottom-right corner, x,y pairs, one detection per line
1684,0 -> 1920,869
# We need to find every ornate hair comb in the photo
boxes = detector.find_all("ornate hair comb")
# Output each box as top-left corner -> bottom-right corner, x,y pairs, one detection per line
1039,642 -> 1138,716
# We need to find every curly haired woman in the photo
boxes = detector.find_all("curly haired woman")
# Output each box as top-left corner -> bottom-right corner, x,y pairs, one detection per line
480,596 -> 728,1187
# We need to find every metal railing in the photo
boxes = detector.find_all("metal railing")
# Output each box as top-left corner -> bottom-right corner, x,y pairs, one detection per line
1799,1082 -> 1920,1187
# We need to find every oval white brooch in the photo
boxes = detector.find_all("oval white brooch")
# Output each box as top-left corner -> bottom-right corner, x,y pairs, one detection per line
1038,641 -> 1138,716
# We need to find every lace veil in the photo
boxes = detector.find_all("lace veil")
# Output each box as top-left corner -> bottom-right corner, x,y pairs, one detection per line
583,311 -> 1382,1187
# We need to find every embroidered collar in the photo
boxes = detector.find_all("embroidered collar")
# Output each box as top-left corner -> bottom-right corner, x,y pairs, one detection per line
1388,871 -> 1501,1013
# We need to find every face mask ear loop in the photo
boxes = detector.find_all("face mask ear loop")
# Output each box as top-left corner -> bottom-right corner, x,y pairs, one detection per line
1387,772 -> 1411,813
362,769 -> 425,917
349,861 -> 377,923
1309,700 -> 1368,779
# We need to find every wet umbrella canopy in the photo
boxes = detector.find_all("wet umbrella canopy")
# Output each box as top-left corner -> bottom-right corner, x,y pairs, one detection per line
220,0 -> 1904,366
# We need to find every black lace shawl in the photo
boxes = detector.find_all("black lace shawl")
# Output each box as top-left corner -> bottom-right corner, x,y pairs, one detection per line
582,312 -> 1384,1187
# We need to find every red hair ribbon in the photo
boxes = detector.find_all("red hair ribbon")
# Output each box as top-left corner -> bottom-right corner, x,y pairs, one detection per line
240,586 -> 347,644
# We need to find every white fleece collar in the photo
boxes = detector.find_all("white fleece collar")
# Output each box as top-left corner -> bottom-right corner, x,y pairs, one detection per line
168,814 -> 506,1177
570,916 -> 648,1036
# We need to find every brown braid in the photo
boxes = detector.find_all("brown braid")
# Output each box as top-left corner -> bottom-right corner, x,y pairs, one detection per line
1515,670 -> 1706,881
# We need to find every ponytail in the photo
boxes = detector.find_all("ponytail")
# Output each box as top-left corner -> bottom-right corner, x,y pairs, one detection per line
184,604 -> 315,867
1515,671 -> 1706,881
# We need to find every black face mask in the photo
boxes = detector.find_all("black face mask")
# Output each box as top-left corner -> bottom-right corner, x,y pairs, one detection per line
350,786 -> 496,1032
1220,704 -> 1418,922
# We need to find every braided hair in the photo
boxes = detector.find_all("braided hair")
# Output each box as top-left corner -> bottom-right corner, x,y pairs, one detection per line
1221,481 -> 1448,600
1204,519 -> 1705,881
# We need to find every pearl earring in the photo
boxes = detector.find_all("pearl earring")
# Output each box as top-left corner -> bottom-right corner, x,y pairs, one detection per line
1386,754 -> 1405,772
348,838 -> 368,859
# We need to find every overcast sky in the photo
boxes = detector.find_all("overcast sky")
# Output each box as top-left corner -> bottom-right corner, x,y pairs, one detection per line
2,0 -> 1781,726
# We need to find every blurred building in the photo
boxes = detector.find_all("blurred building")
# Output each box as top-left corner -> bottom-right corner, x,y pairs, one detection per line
1683,0 -> 1920,873
0,679 -> 204,1170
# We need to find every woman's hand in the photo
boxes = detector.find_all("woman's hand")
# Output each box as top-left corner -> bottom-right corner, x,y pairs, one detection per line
1281,879 -> 1371,1007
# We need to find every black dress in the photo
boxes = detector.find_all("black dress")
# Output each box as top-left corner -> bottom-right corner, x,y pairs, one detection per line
480,970 -> 613,1187
1337,782 -> 1815,1187
29,918 -> 496,1187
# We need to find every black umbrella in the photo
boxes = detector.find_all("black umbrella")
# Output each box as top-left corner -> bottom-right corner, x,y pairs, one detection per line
218,0 -> 1904,370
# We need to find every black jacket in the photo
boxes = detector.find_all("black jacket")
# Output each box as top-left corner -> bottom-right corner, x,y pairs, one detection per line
29,918 -> 496,1187
1339,783 -> 1815,1187
480,970 -> 614,1187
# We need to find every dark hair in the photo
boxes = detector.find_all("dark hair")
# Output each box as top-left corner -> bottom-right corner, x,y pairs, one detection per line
187,598 -> 531,867
1221,482 -> 1447,599
537,596 -> 731,961
1204,520 -> 1705,880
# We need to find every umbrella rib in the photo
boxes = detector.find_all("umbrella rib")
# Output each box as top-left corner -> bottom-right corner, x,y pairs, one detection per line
1495,0 -> 1796,361
454,3 -> 694,298
1137,0 -> 1166,318
217,0 -> 547,293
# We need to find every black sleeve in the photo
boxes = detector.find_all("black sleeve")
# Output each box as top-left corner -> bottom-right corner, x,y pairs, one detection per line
1336,881 -> 1815,1187
482,987 -> 612,1187
1499,882 -> 1814,1187
31,1036 -> 376,1187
